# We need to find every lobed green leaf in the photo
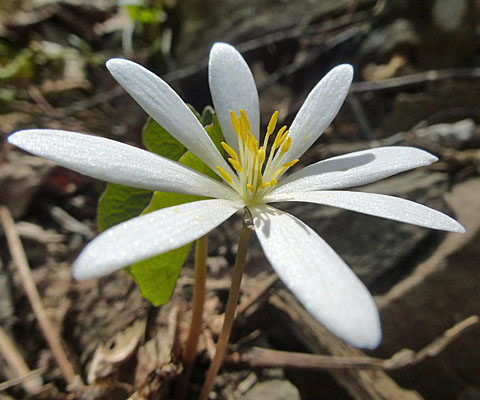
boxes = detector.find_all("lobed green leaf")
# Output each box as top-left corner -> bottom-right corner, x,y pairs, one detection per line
142,117 -> 186,160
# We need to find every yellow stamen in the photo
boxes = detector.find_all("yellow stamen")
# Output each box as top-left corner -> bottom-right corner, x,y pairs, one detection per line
260,181 -> 271,188
240,109 -> 251,132
280,137 -> 292,153
258,148 -> 266,164
221,142 -> 238,160
216,166 -> 233,183
282,159 -> 299,168
217,110 -> 295,203
230,111 -> 240,134
273,126 -> 288,148
236,111 -> 248,142
267,111 -> 278,135
247,131 -> 257,153
229,158 -> 243,172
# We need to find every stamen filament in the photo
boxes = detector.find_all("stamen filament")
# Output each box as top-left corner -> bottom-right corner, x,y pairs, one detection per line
217,110 -> 294,203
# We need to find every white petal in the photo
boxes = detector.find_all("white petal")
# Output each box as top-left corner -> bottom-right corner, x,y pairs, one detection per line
208,43 -> 260,150
8,129 -> 237,200
73,199 -> 241,280
285,65 -> 353,162
266,191 -> 465,233
106,58 -> 235,178
250,204 -> 381,349
274,147 -> 438,194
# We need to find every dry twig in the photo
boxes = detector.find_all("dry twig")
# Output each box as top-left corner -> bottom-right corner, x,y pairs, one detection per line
226,316 -> 478,371
0,326 -> 43,394
0,206 -> 79,387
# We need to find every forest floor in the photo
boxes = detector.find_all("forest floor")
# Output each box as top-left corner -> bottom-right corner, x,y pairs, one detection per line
1,0 -> 480,399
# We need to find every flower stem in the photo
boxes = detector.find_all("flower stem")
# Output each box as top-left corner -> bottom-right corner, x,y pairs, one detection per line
199,222 -> 251,400
174,235 -> 208,400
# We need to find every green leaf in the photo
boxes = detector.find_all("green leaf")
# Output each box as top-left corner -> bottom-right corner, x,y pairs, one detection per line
179,151 -> 219,180
201,105 -> 215,126
97,183 -> 153,232
130,244 -> 191,305
130,191 -> 201,305
142,117 -> 186,160
205,113 -> 225,154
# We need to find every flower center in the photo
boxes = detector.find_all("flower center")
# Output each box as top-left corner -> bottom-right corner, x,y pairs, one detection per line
216,109 -> 299,204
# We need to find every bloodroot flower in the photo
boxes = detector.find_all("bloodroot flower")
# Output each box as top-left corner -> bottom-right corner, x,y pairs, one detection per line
7,43 -> 464,349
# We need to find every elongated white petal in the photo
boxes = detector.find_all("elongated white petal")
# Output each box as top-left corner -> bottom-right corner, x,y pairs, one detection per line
266,191 -> 465,233
285,65 -> 353,162
73,199 -> 241,280
273,147 -> 438,194
250,204 -> 381,349
107,58 -> 235,178
209,43 -> 260,149
8,129 -> 237,200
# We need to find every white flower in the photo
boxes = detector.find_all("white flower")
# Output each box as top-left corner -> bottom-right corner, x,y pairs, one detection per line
7,43 -> 464,349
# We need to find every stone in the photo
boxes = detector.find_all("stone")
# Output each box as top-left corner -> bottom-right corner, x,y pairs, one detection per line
255,169 -> 454,293
374,178 -> 480,399
243,379 -> 300,400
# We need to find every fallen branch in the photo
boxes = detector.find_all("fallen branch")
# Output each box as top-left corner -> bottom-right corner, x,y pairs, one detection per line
350,68 -> 480,93
226,315 -> 479,371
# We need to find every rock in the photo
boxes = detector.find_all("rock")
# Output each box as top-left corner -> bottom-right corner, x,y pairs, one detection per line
374,178 -> 480,399
0,151 -> 54,218
263,169 -> 453,293
432,0 -> 468,33
414,119 -> 477,149
243,379 -> 300,400
358,19 -> 418,64
416,0 -> 476,68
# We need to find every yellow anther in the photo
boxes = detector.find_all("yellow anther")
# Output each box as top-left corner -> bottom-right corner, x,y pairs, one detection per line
267,111 -> 278,136
230,111 -> 240,134
221,142 -> 238,160
240,109 -> 251,131
260,181 -> 271,188
271,178 -> 278,186
258,148 -> 266,164
273,126 -> 288,148
246,183 -> 254,192
228,158 -> 243,173
239,118 -> 248,142
280,137 -> 292,153
247,131 -> 257,152
282,159 -> 299,168
216,166 -> 233,183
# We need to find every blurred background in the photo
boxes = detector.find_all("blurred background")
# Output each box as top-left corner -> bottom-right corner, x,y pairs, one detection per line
0,0 -> 479,399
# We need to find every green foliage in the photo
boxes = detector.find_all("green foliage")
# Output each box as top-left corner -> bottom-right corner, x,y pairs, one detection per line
205,114 -> 224,154
130,191 -> 200,305
201,105 -> 215,125
97,184 -> 152,232
0,49 -> 34,81
125,1 -> 163,24
142,117 -> 186,160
